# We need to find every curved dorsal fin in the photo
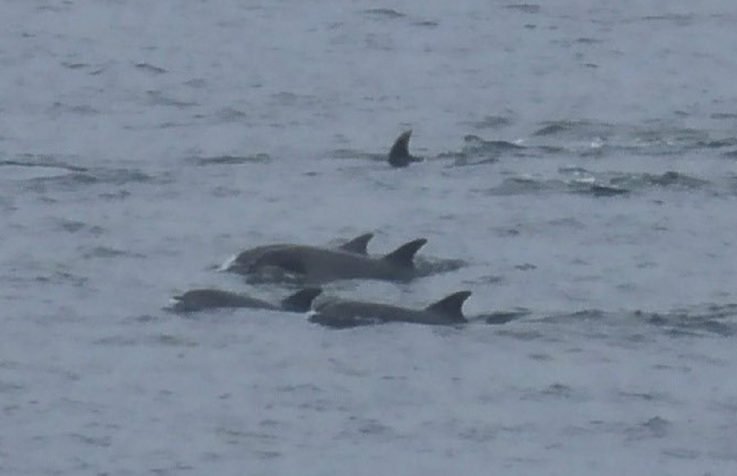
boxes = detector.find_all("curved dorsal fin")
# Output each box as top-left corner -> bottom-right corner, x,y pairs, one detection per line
388,130 -> 415,167
281,288 -> 322,312
425,291 -> 471,322
382,238 -> 427,267
338,233 -> 374,255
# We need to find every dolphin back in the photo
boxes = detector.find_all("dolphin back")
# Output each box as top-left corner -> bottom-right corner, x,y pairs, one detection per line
171,289 -> 273,313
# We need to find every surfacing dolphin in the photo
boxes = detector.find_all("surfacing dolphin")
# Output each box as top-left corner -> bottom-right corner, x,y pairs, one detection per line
241,238 -> 428,284
309,291 -> 472,328
224,232 -> 374,274
169,287 -> 322,313
388,130 -> 423,167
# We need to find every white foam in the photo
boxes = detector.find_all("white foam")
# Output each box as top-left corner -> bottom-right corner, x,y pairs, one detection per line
217,254 -> 238,272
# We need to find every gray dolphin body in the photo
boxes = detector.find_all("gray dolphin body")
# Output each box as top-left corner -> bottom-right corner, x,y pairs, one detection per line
225,232 -> 374,274
170,287 -> 322,313
241,238 -> 428,284
388,130 -> 423,167
309,291 -> 472,328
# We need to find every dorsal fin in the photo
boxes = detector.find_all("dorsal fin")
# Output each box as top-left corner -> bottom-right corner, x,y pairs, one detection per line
388,130 -> 416,167
281,288 -> 322,312
425,291 -> 471,322
382,238 -> 427,267
338,233 -> 374,255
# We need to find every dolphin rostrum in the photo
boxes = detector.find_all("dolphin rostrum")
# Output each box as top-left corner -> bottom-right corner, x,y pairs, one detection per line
169,287 -> 322,313
241,238 -> 428,284
309,291 -> 472,328
388,130 -> 423,167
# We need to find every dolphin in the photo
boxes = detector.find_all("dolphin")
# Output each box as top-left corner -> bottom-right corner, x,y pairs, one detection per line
224,232 -> 374,274
309,291 -> 472,328
169,287 -> 322,313
388,130 -> 423,167
242,238 -> 428,284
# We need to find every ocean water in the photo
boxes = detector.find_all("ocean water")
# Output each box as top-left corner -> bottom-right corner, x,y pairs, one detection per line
2,1 -> 737,474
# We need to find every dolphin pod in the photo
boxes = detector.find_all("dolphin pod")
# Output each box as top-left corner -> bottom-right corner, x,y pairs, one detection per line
309,291 -> 472,328
167,132 -> 503,327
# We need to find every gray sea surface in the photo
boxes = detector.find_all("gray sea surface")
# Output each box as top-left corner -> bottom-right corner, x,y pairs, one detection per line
2,1 -> 737,474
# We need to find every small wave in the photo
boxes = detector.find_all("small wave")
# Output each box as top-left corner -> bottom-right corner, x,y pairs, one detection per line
544,309 -> 609,323
50,102 -> 99,115
328,149 -> 385,162
450,156 -> 499,167
504,4 -> 541,14
412,20 -> 439,28
464,275 -> 505,285
486,177 -> 565,196
463,134 -> 525,154
188,154 -> 271,166
697,137 -> 737,149
34,269 -> 88,287
538,305 -> 737,336
476,309 -> 531,325
533,120 -> 613,137
363,8 -> 406,19
146,91 -> 198,108
608,171 -> 709,190
80,168 -> 154,185
269,91 -> 319,107
22,167 -> 156,194
488,169 -> 713,197
414,257 -> 467,277
575,37 -> 603,45
56,219 -> 105,236
216,107 -> 248,122
564,169 -> 708,194
443,135 -> 526,166
640,14 -> 694,26
81,246 -> 140,260
61,62 -> 90,70
529,121 -> 729,158
0,156 -> 88,173
633,126 -> 709,149
465,115 -> 515,130
625,416 -> 672,441
638,303 -> 737,337
134,62 -> 167,74
569,182 -> 629,197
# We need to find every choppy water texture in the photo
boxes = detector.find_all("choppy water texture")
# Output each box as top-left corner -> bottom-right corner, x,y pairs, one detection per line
2,1 -> 737,474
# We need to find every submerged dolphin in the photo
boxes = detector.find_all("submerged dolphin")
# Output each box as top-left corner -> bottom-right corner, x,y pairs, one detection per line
170,287 -> 322,313
241,238 -> 428,284
224,232 -> 374,274
309,291 -> 472,328
388,130 -> 423,167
